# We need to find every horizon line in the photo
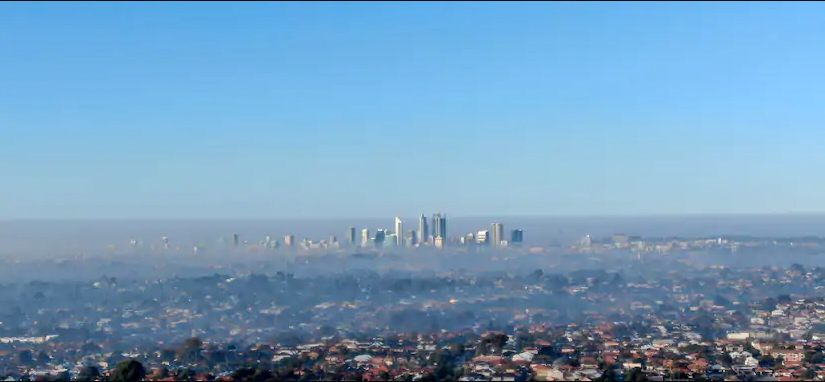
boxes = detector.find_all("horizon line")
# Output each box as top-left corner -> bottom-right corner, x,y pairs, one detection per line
4,211 -> 825,221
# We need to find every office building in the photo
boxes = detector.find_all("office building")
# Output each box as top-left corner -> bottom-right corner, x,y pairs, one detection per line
347,227 -> 357,245
361,229 -> 370,247
434,236 -> 445,249
284,235 -> 294,248
492,223 -> 504,248
477,230 -> 489,245
394,217 -> 403,246
510,229 -> 524,244
440,214 -> 447,238
406,229 -> 417,247
432,213 -> 447,241
465,232 -> 475,245
231,233 -> 239,247
418,214 -> 428,244
430,215 -> 437,242
374,229 -> 386,247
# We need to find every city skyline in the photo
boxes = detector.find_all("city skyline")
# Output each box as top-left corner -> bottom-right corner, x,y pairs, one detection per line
114,212 -> 527,252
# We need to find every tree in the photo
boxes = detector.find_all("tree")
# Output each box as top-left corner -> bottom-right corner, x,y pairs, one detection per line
720,353 -> 733,366
232,368 -> 257,381
805,351 -> 824,364
758,354 -> 775,367
77,365 -> 102,381
177,337 -> 204,363
158,348 -> 177,363
450,343 -> 465,357
36,350 -> 51,365
110,359 -> 146,381
625,367 -> 648,381
598,365 -> 617,381
17,350 -> 35,366
175,368 -> 195,381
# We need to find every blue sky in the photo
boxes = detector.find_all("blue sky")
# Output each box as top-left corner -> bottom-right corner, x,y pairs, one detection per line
2,1 -> 825,219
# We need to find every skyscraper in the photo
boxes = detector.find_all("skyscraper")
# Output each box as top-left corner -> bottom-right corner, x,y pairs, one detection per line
394,217 -> 403,246
361,229 -> 370,247
347,226 -> 356,245
440,214 -> 447,239
418,214 -> 428,244
406,229 -> 417,247
510,229 -> 524,244
492,223 -> 504,248
432,213 -> 447,240
431,215 -> 438,242
231,233 -> 239,247
476,230 -> 489,245
375,229 -> 386,248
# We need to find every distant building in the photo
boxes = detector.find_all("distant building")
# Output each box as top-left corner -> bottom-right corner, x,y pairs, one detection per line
406,229 -> 417,247
580,235 -> 592,248
434,236 -> 445,249
374,229 -> 386,248
231,233 -> 239,247
430,215 -> 438,242
465,232 -> 476,246
347,227 -> 357,245
510,229 -> 524,244
361,229 -> 370,247
432,213 -> 447,242
491,223 -> 504,248
394,217 -> 403,246
477,230 -> 489,245
418,214 -> 428,244
284,235 -> 295,248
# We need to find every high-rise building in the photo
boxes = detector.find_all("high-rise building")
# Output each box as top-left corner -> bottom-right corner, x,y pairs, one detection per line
347,227 -> 356,245
510,229 -> 524,244
477,230 -> 489,245
284,235 -> 295,248
231,233 -> 239,247
492,223 -> 504,248
394,217 -> 403,246
432,213 -> 447,241
374,229 -> 386,247
418,214 -> 428,244
361,229 -> 370,247
465,232 -> 476,246
431,215 -> 438,242
406,229 -> 417,247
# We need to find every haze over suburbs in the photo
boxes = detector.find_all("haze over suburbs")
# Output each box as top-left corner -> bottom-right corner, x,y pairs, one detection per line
4,1 -> 825,381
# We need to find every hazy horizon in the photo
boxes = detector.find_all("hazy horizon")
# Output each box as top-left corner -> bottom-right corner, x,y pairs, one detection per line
6,214 -> 825,254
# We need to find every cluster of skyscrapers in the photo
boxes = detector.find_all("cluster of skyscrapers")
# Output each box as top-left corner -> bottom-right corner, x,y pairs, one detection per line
190,214 -> 525,253
345,213 -> 524,250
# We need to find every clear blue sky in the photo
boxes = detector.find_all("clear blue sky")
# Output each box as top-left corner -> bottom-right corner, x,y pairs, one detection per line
2,1 -> 825,219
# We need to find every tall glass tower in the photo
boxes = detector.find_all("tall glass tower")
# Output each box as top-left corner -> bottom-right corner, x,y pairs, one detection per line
394,217 -> 403,246
418,214 -> 428,244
